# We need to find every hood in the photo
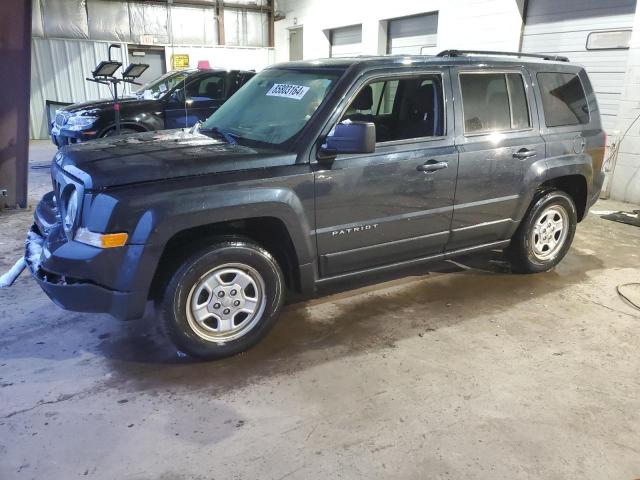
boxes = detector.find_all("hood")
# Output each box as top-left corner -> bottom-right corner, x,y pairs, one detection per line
61,96 -> 157,115
55,129 -> 294,190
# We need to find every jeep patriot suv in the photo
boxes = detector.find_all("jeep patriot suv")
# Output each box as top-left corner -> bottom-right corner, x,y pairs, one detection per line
24,51 -> 606,359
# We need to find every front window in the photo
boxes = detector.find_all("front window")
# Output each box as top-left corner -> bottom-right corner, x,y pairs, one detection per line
186,74 -> 225,101
201,68 -> 344,147
340,74 -> 445,142
136,70 -> 191,100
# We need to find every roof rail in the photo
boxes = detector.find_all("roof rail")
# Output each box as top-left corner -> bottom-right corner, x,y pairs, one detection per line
436,49 -> 570,63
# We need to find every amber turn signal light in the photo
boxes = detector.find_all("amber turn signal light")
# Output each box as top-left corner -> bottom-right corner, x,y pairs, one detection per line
75,228 -> 128,248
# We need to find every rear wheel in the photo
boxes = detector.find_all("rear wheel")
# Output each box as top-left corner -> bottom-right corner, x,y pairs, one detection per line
505,190 -> 577,273
160,240 -> 285,359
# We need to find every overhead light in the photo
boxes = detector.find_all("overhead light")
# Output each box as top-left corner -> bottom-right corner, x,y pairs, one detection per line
92,60 -> 122,78
122,63 -> 149,79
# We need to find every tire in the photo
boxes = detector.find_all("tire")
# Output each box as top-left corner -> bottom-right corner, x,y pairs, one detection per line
160,240 -> 285,359
102,127 -> 138,137
505,190 -> 577,273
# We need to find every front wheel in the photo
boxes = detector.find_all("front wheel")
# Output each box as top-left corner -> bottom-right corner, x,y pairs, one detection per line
505,190 -> 577,273
160,240 -> 285,359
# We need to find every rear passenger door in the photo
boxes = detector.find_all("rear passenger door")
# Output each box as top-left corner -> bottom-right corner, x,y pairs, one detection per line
447,67 -> 546,250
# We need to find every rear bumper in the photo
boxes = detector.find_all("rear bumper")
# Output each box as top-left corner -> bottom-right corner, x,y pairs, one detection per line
586,170 -> 606,214
26,193 -> 148,320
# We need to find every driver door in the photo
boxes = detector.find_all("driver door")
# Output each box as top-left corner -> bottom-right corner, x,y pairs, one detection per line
314,69 -> 458,277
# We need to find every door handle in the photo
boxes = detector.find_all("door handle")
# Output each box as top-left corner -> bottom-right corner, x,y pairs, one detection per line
417,160 -> 448,173
513,148 -> 536,159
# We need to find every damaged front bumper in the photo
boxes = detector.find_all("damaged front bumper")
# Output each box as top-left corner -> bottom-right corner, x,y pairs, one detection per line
25,192 -> 148,320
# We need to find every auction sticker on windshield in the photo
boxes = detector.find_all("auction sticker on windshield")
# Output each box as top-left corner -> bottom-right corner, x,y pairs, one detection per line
266,84 -> 310,100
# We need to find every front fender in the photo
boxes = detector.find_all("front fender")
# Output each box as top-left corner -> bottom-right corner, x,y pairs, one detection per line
150,186 -> 315,266
83,177 -> 316,295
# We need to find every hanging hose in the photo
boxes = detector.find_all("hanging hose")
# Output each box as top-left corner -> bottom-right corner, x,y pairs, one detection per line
616,283 -> 640,311
0,258 -> 26,288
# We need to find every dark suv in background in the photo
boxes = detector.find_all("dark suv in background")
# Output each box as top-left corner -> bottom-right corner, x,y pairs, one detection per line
25,51 -> 605,359
50,68 -> 255,147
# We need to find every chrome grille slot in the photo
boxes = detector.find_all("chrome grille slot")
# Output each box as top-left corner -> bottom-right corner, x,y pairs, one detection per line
51,164 -> 83,226
55,112 -> 68,127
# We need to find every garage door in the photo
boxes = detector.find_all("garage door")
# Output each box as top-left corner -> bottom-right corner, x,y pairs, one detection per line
387,12 -> 438,55
521,0 -> 636,134
330,25 -> 362,58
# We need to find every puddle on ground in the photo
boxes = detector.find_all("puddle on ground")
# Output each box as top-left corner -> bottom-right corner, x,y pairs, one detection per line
90,249 -> 604,396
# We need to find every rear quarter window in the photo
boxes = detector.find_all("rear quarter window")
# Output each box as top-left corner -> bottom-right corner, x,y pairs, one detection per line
537,72 -> 590,127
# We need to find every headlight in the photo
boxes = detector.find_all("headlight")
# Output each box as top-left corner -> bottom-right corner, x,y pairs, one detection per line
62,188 -> 79,235
65,115 -> 98,131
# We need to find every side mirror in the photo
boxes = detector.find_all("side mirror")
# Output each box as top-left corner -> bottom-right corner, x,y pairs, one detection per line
318,121 -> 376,161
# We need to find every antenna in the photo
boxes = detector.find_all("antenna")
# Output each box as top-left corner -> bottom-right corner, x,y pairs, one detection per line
183,76 -> 188,129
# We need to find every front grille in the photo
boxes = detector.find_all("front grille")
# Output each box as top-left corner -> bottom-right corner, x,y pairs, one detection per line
54,178 -> 62,209
51,162 -> 83,225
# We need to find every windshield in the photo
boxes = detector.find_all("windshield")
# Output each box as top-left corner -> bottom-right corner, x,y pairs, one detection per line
136,70 -> 190,99
201,68 -> 344,147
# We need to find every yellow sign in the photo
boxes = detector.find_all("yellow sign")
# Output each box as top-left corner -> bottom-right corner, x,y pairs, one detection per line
172,54 -> 190,69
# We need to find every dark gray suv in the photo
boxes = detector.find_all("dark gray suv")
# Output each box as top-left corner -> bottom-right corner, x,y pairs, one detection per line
22,50 -> 605,359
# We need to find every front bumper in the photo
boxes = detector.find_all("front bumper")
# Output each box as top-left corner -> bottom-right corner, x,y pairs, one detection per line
50,124 -> 98,147
26,192 -> 148,320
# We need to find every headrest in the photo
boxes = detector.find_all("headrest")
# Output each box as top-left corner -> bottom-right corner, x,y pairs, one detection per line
352,85 -> 373,110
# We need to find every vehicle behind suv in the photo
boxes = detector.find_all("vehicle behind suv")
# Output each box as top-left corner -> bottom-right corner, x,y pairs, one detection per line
50,68 -> 255,147
21,50 -> 605,359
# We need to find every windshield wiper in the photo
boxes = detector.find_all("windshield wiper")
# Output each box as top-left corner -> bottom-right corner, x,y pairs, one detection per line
198,125 -> 239,145
189,120 -> 203,135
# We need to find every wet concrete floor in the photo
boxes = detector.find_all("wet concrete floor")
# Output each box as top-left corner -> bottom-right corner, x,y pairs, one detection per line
1,142 -> 639,479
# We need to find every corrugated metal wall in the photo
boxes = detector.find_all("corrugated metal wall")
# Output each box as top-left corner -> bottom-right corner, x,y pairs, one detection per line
32,0 -> 269,47
30,38 -> 131,139
29,1 -> 275,139
521,0 -> 637,134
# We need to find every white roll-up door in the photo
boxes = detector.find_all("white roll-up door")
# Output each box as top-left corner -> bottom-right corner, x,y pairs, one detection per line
521,0 -> 636,134
329,25 -> 362,58
387,12 -> 438,55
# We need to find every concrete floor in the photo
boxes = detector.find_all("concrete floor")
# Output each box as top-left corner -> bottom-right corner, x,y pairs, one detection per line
1,141 -> 640,479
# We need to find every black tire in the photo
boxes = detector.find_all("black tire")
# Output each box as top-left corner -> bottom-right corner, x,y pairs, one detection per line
102,127 -> 138,137
505,190 -> 577,273
160,240 -> 285,359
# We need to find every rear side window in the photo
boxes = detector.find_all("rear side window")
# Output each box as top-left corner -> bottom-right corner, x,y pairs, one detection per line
537,72 -> 589,127
460,73 -> 531,134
